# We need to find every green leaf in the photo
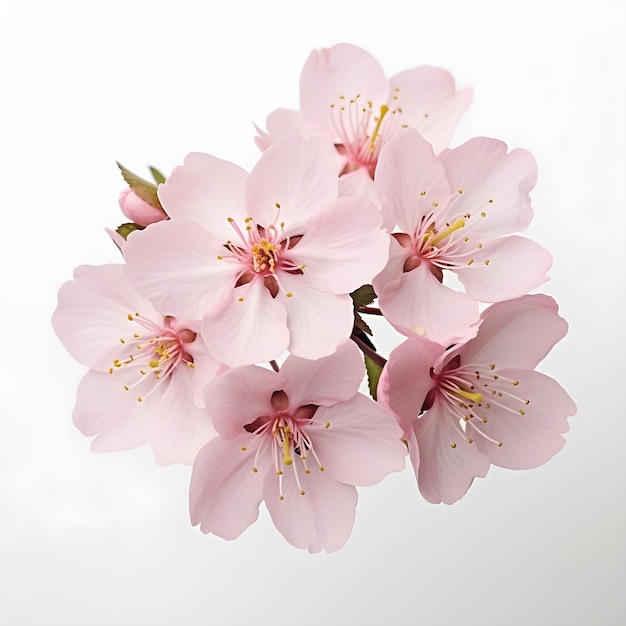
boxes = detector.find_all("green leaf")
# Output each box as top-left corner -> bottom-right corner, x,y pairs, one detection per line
149,166 -> 166,185
364,353 -> 383,400
116,162 -> 163,209
116,222 -> 144,240
350,284 -> 377,310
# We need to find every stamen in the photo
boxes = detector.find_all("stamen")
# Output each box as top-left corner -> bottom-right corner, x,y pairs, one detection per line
369,105 -> 389,150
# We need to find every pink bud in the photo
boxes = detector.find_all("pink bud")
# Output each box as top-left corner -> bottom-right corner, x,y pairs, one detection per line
118,188 -> 167,227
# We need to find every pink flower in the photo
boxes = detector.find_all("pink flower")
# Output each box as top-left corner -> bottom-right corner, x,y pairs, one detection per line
255,43 -> 472,197
373,128 -> 552,345
124,135 -> 390,367
119,188 -> 168,226
189,341 -> 406,552
52,264 -> 221,465
377,294 -> 576,505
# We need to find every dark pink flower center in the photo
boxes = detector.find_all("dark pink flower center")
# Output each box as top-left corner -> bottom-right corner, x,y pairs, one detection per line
217,211 -> 305,298
110,313 -> 196,403
243,390 -> 329,500
426,356 -> 530,449
329,93 -> 404,177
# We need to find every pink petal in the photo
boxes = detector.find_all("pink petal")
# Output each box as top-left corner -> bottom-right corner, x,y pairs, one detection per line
377,335 -> 446,438
277,273 -> 353,360
73,369 -> 145,447
263,465 -> 357,553
124,219 -> 239,321
201,279 -> 289,367
143,365 -> 216,466
310,394 -> 406,486
456,235 -> 552,302
189,436 -> 266,540
157,152 -> 248,240
254,108 -> 312,152
299,43 -> 389,140
279,340 -> 364,408
204,365 -> 284,439
390,66 -> 473,154
460,294 -> 569,371
245,135 -> 338,230
473,369 -> 575,469
375,128 -> 451,234
439,138 -> 538,238
52,264 -> 159,371
378,262 -> 481,346
413,400 -> 490,504
290,196 -> 389,293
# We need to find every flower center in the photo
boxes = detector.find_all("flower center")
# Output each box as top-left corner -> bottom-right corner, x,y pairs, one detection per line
216,209 -> 306,298
110,313 -> 196,403
431,357 -> 530,449
329,93 -> 403,176
243,391 -> 328,500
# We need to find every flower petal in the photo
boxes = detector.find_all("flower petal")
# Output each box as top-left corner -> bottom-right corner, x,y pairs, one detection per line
279,340 -> 364,408
439,138 -> 538,238
201,279 -> 289,367
264,465 -> 357,553
413,400 -> 490,504
375,128 -> 451,234
157,152 -> 248,239
290,196 -> 389,293
377,335 -> 446,438
378,262 -> 481,346
204,365 -> 285,439
299,43 -> 389,140
310,394 -> 406,486
245,135 -> 338,229
254,108 -> 312,152
189,435 -> 266,540
460,294 -> 569,371
52,264 -> 159,371
390,66 -> 473,154
277,273 -> 353,360
456,235 -> 552,302
473,369 -> 575,470
124,219 -> 238,321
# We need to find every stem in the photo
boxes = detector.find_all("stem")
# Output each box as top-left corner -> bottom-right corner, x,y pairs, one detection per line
350,332 -> 387,369
358,306 -> 383,315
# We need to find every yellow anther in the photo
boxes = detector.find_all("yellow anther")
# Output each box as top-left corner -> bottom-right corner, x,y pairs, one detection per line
325,422 -> 331,429
450,443 -> 457,449
252,467 -> 258,473
137,396 -> 143,403
241,446 -> 247,451
127,313 -> 133,321
148,359 -> 160,368
420,191 -> 426,196
120,338 -> 125,344
286,292 -> 293,298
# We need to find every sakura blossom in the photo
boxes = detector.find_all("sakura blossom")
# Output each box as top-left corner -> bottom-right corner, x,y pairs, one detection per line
255,43 -> 472,197
377,294 -> 576,505
189,341 -> 406,552
124,134 -> 389,367
372,128 -> 552,345
52,264 -> 220,465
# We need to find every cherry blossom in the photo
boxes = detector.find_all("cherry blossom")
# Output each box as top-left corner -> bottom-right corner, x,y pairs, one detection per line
189,342 -> 406,552
373,128 -> 552,345
377,294 -> 576,504
255,43 -> 472,198
52,264 -> 220,465
118,188 -> 168,227
124,134 -> 389,367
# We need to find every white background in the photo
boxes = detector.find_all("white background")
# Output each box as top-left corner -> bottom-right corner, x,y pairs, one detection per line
1,1 -> 624,624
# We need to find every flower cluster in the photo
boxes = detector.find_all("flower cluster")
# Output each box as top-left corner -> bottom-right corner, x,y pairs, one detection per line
53,43 -> 576,552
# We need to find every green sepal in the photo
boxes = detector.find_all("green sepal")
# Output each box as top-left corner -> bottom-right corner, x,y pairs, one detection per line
364,353 -> 383,400
354,311 -> 372,336
350,284 -> 377,310
149,166 -> 166,185
116,222 -> 144,240
116,162 -> 163,210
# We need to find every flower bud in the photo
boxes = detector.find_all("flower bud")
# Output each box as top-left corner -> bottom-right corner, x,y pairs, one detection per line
118,188 -> 167,226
